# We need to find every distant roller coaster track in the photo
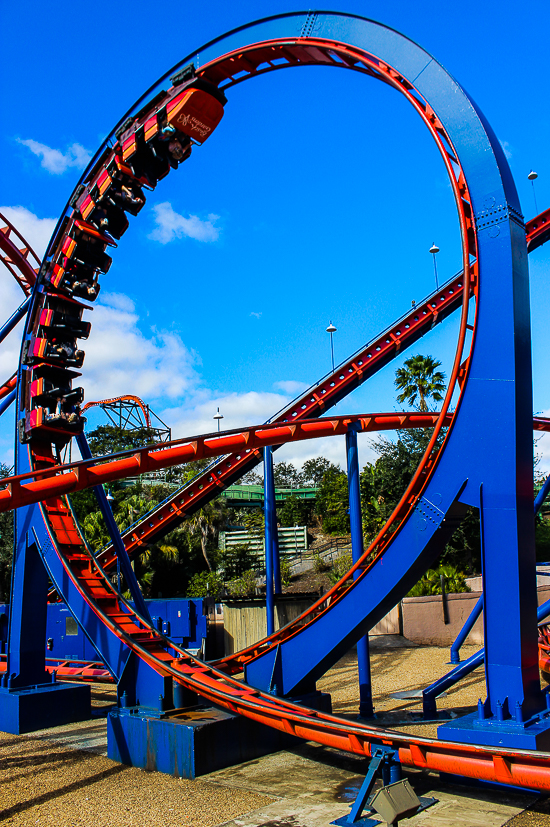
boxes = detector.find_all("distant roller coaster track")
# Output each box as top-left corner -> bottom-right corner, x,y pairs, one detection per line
81,395 -> 152,429
5,11 -> 550,789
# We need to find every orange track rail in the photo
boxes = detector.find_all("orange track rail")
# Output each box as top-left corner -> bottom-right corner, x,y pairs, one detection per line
0,211 -> 40,296
13,37 -> 550,790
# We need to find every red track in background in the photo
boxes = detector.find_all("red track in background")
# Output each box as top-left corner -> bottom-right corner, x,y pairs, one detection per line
0,211 -> 40,296
7,31 -> 550,792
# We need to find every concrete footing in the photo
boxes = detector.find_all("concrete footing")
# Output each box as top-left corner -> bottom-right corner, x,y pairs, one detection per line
108,691 -> 332,778
438,710 -> 550,751
0,681 -> 91,734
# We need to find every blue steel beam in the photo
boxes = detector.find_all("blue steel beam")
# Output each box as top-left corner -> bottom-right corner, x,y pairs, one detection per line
263,447 -> 276,637
346,424 -> 374,719
0,389 -> 15,418
450,595 -> 484,665
0,297 -> 30,347
231,12 -> 545,747
75,433 -> 151,625
11,11 -> 545,750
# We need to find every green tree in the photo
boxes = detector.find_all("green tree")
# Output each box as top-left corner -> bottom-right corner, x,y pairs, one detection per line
315,466 -> 350,535
86,424 -> 157,456
186,500 -> 227,571
394,354 -> 446,412
273,461 -> 302,488
360,428 -> 481,573
278,494 -> 313,527
301,457 -> 332,487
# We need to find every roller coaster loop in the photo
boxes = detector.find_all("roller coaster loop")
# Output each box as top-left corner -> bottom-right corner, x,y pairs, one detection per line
4,10 -> 550,789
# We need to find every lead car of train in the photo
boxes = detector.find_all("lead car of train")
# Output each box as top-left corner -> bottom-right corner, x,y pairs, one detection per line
20,66 -> 226,447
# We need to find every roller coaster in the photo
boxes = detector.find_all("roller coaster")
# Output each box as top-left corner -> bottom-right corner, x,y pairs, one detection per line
2,9 -> 550,799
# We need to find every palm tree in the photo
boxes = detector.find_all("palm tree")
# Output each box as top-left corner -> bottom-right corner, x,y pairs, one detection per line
394,355 -> 446,412
188,500 -> 227,572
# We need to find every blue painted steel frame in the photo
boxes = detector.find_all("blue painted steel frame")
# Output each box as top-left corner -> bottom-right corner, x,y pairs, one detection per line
75,432 -> 151,624
5,10 -> 545,751
264,446 -> 276,636
0,297 -> 30,346
346,425 -> 374,719
450,595 -> 484,664
236,11 -> 544,747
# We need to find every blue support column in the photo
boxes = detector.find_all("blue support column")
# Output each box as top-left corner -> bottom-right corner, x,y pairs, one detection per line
346,425 -> 374,719
76,433 -> 151,625
0,297 -> 30,346
0,389 -> 16,418
450,595 -> 484,664
5,532 -> 50,688
263,446 -> 276,636
0,526 -> 90,733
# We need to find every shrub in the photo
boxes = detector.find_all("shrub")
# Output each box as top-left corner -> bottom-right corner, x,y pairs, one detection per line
186,571 -> 224,600
228,569 -> 257,598
328,552 -> 353,585
407,564 -> 470,597
313,552 -> 331,573
280,558 -> 292,587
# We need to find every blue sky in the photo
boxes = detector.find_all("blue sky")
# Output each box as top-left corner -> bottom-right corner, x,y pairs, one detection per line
2,0 -> 550,473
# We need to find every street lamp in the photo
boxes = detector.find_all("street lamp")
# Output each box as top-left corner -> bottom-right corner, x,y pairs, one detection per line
429,243 -> 440,290
528,170 -> 539,213
326,321 -> 337,371
213,407 -> 223,432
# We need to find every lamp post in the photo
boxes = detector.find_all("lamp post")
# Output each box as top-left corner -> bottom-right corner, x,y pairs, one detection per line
528,170 -> 539,213
213,407 -> 223,432
429,243 -> 440,290
326,321 -> 337,371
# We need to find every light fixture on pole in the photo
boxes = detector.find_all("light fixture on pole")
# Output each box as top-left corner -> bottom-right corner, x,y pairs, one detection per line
213,407 -> 224,432
429,243 -> 440,290
528,170 -> 539,213
326,321 -> 337,371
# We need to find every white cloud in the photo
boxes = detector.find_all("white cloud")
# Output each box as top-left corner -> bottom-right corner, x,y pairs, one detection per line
80,293 -> 201,403
148,202 -> 220,244
250,311 -> 262,319
273,379 -> 308,396
17,138 -> 91,174
499,139 -> 512,161
161,391 -> 289,441
100,292 -> 136,313
0,207 -> 54,389
0,206 -> 56,258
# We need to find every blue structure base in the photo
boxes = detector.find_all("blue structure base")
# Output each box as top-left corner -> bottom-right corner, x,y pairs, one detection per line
108,692 -> 331,778
0,681 -> 90,734
331,815 -> 381,826
438,710 -> 550,750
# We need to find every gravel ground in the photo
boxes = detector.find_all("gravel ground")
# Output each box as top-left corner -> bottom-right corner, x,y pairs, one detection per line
319,639 -> 489,737
0,728 -> 274,826
1,640 -> 549,826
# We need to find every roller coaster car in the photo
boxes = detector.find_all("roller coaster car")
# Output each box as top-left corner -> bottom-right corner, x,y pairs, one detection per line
106,180 -> 146,217
165,87 -> 225,144
49,262 -> 101,302
118,80 -> 222,175
29,377 -> 84,408
36,299 -> 91,341
123,130 -> 171,188
76,153 -> 149,233
24,335 -> 84,369
57,219 -> 114,275
23,405 -> 83,442
22,364 -> 84,443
